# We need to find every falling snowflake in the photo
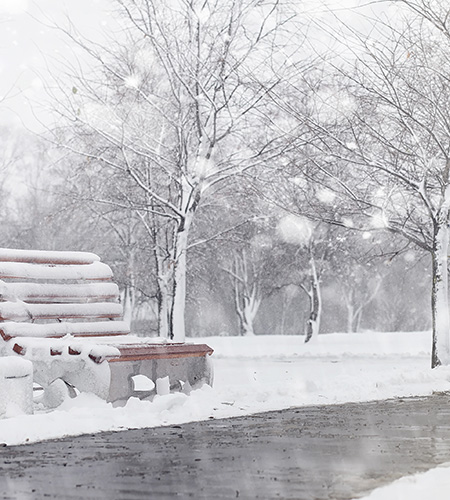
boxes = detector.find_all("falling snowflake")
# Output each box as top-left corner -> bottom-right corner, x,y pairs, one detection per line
277,215 -> 313,246
124,74 -> 141,89
316,188 -> 336,204
370,212 -> 389,229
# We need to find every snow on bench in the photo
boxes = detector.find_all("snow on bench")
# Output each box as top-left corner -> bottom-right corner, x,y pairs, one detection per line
0,261 -> 113,281
0,357 -> 33,417
0,248 -> 213,405
0,248 -> 100,264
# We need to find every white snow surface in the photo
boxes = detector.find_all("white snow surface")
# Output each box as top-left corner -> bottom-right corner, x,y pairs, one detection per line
0,261 -> 112,280
357,462 -> 450,500
0,248 -> 100,264
0,357 -> 33,418
1,331 -> 450,497
0,320 -> 130,338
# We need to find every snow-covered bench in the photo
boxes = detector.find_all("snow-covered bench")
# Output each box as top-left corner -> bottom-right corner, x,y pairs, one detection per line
0,248 -> 213,404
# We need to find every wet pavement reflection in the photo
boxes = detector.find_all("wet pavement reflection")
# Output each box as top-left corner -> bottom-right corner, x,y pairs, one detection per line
1,393 -> 450,499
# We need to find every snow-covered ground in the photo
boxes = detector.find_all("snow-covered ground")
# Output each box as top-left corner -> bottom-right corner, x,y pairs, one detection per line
1,331 -> 450,498
358,462 -> 450,500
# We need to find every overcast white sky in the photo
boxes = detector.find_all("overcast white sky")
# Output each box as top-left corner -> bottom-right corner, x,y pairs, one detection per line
0,0 -> 111,131
0,0 -> 388,132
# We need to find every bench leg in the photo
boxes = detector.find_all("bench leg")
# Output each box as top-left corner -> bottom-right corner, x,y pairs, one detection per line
106,355 -> 214,403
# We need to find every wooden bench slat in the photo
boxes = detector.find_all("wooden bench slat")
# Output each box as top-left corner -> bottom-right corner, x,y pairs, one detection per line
0,282 -> 119,303
0,249 -> 100,265
103,343 -> 214,363
0,302 -> 123,321
0,321 -> 130,340
0,261 -> 113,281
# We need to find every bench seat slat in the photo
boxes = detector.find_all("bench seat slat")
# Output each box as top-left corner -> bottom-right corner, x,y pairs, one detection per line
0,261 -> 113,281
0,302 -> 123,321
0,321 -> 130,339
0,282 -> 119,303
0,249 -> 100,265
104,343 -> 214,363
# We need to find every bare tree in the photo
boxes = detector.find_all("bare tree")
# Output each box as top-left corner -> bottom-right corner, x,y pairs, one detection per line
49,0 -> 298,341
224,249 -> 262,336
279,3 -> 450,366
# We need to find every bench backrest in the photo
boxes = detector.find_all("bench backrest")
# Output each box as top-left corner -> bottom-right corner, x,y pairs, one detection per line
0,248 -> 130,341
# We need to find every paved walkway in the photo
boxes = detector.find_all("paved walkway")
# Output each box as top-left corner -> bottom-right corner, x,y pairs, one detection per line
1,394 -> 450,499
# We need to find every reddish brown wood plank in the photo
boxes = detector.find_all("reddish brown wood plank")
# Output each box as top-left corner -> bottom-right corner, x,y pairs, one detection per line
0,282 -> 119,303
12,343 -> 25,355
102,344 -> 214,364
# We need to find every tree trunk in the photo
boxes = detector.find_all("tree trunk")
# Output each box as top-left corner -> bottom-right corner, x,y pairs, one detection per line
345,290 -> 356,333
122,250 -> 135,328
355,309 -> 363,333
241,288 -> 261,336
157,274 -> 170,339
122,285 -> 134,328
153,238 -> 171,339
304,256 -> 322,343
170,215 -> 192,343
431,217 -> 450,367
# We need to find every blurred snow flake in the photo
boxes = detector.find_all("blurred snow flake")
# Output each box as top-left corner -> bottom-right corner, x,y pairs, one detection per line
277,215 -> 313,246
81,102 -> 120,134
370,212 -> 389,229
124,74 -> 141,89
316,188 -> 335,204
193,155 -> 215,179
250,233 -> 272,251
194,4 -> 210,23
288,176 -> 307,189
403,251 -> 416,263
342,217 -> 354,228
0,0 -> 28,15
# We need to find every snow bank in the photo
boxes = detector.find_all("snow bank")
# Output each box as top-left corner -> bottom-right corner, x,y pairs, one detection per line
200,331 -> 430,359
358,463 -> 450,500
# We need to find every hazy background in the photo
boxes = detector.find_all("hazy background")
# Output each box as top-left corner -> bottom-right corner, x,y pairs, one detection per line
0,0 -> 111,130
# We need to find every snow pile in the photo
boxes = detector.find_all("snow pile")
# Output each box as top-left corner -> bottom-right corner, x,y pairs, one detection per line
358,463 -> 450,500
0,357 -> 33,418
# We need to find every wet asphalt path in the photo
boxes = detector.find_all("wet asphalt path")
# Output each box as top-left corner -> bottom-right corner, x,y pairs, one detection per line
2,394 -> 450,499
